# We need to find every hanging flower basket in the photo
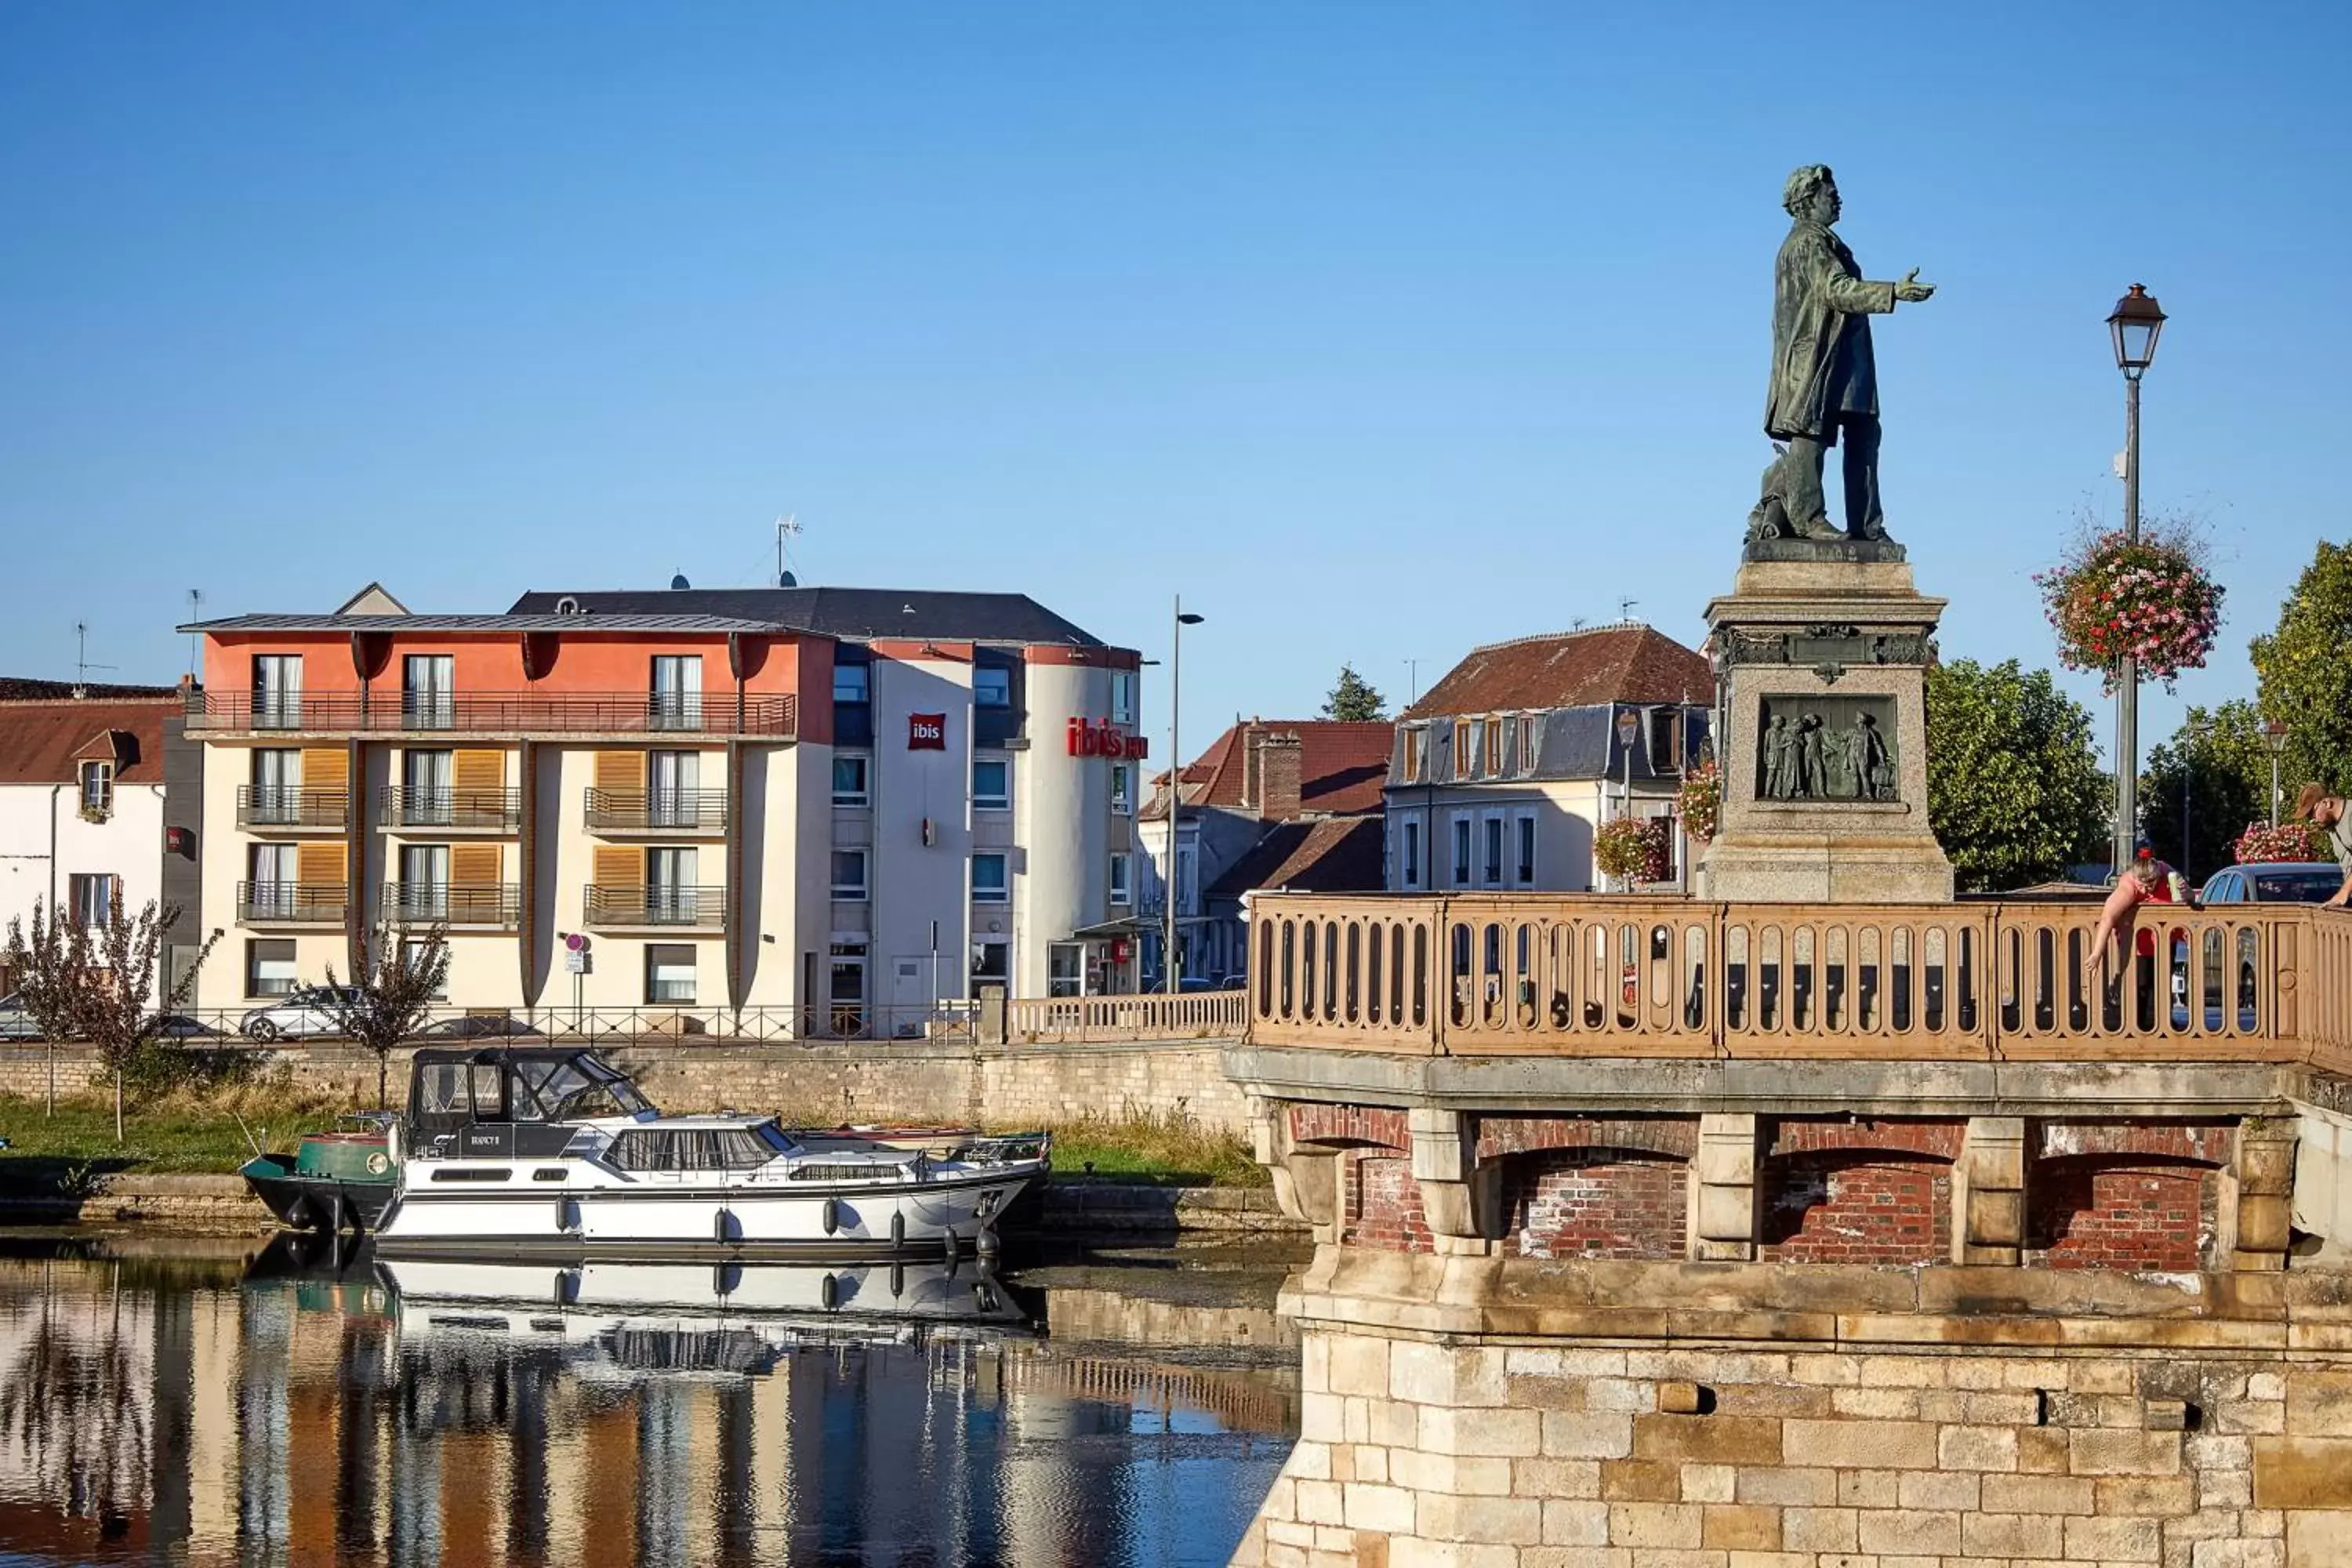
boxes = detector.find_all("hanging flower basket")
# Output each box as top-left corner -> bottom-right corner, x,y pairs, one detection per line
2032,528 -> 2223,693
1595,816 -> 1674,884
1678,760 -> 1721,842
2234,822 -> 2328,865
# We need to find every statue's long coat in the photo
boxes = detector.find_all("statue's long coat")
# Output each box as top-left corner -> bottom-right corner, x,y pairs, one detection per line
1765,220 -> 1897,442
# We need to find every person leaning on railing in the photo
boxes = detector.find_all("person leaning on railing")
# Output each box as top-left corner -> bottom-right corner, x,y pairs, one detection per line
2293,784 -> 2352,908
2089,838 -> 2196,985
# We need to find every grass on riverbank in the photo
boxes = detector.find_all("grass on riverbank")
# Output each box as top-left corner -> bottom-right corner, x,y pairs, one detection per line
0,1091 -> 1269,1189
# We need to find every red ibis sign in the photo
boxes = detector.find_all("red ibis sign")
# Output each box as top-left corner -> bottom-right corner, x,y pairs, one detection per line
908,713 -> 946,750
1066,718 -> 1148,760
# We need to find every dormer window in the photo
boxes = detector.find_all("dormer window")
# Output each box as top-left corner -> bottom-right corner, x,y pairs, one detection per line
78,760 -> 113,822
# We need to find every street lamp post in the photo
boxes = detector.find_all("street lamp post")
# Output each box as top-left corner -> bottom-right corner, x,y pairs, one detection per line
1163,597 -> 1205,994
1613,708 -> 1641,892
2106,284 -> 2169,880
2263,719 -> 2291,829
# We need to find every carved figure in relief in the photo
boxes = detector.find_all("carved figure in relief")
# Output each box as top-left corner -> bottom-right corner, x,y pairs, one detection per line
1793,714 -> 1824,798
1761,715 -> 1793,799
1854,711 -> 1893,800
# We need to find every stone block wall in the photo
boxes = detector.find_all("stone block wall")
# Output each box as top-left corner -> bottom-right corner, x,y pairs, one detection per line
1232,1250 -> 2352,1568
0,1037 -> 1250,1133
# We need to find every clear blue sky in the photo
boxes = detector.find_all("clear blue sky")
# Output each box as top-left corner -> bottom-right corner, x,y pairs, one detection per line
4,4 -> 2345,764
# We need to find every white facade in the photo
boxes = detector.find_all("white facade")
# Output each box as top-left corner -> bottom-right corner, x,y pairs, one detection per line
0,711 -> 172,1003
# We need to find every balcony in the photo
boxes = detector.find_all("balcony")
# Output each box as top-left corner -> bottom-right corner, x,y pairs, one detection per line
236,882 -> 347,927
382,882 -> 523,928
583,884 -> 727,931
584,788 -> 729,836
185,691 -> 796,738
380,787 -> 523,833
234,787 -> 347,832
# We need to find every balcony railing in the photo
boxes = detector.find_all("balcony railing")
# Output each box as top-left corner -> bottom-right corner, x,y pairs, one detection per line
584,788 -> 730,833
382,883 -> 522,927
236,881 -> 348,925
186,691 -> 796,737
1243,891 -> 2352,1073
379,787 -> 523,831
583,885 -> 727,929
234,787 -> 347,829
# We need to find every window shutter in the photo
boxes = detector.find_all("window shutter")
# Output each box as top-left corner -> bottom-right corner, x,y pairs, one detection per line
593,847 -> 638,888
302,747 -> 349,792
595,750 -> 646,793
453,749 -> 505,792
297,842 -> 346,887
451,844 -> 502,887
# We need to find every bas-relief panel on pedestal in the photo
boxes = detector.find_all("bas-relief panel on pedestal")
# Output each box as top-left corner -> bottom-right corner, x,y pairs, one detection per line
1754,693 -> 1897,804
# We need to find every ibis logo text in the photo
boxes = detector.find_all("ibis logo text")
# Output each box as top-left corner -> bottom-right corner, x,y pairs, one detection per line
907,713 -> 946,750
1066,718 -> 1148,760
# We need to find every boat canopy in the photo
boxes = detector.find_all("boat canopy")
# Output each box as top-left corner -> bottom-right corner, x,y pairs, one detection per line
408,1048 -> 657,1156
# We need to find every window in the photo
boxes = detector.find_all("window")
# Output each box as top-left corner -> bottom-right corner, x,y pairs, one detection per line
648,750 -> 700,828
1515,813 -> 1537,887
249,844 -> 297,916
398,844 -> 449,920
69,873 -> 115,930
403,749 -> 452,824
1466,720 -> 1487,779
1483,815 -> 1504,887
608,1125 -> 777,1173
649,655 -> 703,730
1109,852 -> 1132,906
971,851 -> 1009,904
1109,762 -> 1133,815
1515,715 -> 1537,774
78,760 -> 112,818
1483,718 -> 1504,777
644,944 -> 696,1004
1048,942 -> 1084,999
246,938 -> 297,998
1403,819 -> 1422,890
972,757 -> 1011,810
403,654 -> 455,729
1451,815 -> 1472,887
647,847 -> 699,921
833,662 -> 869,705
1109,670 -> 1137,724
1650,707 -> 1682,773
252,750 -> 301,822
827,942 -> 867,1035
1403,728 -> 1429,783
831,753 -> 869,806
401,939 -> 449,1002
973,666 -> 1011,709
1451,720 -> 1472,774
829,849 -> 869,901
252,654 -> 303,729
970,940 -> 1009,985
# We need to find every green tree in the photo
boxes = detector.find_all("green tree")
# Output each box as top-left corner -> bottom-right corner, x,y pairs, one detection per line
1925,659 -> 2108,891
1321,664 -> 1388,722
2250,538 -> 2352,796
2139,702 -> 2274,880
325,920 -> 452,1109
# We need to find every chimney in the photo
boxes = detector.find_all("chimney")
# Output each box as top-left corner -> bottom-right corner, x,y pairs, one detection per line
1258,731 -> 1303,822
1240,718 -> 1266,811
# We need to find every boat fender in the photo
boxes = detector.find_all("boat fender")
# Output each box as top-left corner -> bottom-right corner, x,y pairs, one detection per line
819,1272 -> 839,1312
822,1198 -> 839,1236
555,1270 -> 579,1307
555,1196 -> 578,1233
942,1229 -> 960,1273
714,1209 -> 733,1244
890,1260 -> 906,1298
284,1195 -> 313,1232
890,1211 -> 906,1250
975,1228 -> 1001,1260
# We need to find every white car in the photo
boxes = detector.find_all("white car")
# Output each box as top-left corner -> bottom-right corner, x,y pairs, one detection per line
239,986 -> 363,1041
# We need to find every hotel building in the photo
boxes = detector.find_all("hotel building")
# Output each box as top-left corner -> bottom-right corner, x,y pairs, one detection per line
180,581 -> 1145,1031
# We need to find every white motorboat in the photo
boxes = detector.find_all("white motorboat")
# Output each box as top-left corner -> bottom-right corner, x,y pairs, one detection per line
372,1047 -> 1050,1260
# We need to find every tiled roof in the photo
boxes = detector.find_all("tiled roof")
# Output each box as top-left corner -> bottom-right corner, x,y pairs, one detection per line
0,677 -> 180,702
1404,623 -> 1709,719
180,612 -> 784,633
1204,817 -> 1385,902
1145,720 -> 1394,820
0,699 -> 173,786
507,586 -> 1106,647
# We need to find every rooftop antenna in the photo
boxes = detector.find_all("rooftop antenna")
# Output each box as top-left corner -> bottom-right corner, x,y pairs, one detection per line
775,514 -> 801,587
74,622 -> 118,699
187,590 -> 202,681
1617,597 -> 1639,622
1404,657 -> 1420,706
1571,616 -> 1588,632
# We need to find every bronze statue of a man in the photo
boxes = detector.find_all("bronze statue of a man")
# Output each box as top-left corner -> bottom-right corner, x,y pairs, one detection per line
1748,165 -> 1935,544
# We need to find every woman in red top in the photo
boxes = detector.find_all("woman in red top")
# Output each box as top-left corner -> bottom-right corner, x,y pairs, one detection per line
2091,841 -> 2194,1021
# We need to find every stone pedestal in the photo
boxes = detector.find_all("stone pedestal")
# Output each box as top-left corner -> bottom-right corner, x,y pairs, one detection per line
1697,542 -> 1955,903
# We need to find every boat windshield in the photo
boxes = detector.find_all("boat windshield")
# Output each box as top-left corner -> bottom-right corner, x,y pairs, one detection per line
513,1056 -> 656,1123
607,1126 -> 782,1173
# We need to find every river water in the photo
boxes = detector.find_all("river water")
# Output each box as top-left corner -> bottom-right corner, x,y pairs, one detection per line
0,1232 -> 1302,1567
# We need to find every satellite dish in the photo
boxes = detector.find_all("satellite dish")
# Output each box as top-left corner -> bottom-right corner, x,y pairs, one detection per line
779,570 -> 798,587
670,573 -> 691,590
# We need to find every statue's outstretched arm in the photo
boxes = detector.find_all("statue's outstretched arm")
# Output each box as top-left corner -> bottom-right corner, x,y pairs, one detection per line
1802,230 -> 1897,317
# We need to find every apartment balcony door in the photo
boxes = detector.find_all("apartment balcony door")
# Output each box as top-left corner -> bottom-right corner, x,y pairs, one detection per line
828,942 -> 867,1037
404,749 -> 453,826
400,844 -> 450,920
647,847 -> 698,924
650,656 -> 702,731
252,749 -> 301,824
649,750 -> 699,829
403,655 -> 456,730
253,655 -> 303,730
251,844 -> 298,918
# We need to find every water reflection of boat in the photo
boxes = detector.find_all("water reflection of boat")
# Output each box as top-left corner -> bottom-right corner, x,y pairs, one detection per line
377,1254 -> 1041,1369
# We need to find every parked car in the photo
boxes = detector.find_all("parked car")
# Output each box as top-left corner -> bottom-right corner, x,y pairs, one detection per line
2197,862 -> 2345,906
239,987 -> 364,1041
0,993 -> 38,1040
151,1014 -> 226,1040
416,1014 -> 546,1040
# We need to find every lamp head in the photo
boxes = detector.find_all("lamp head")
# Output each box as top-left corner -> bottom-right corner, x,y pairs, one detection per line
2107,283 -> 2166,378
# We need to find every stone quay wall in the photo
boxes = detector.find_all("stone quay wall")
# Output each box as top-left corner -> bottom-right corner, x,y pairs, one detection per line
1234,1247 -> 2352,1568
0,1036 -> 1250,1133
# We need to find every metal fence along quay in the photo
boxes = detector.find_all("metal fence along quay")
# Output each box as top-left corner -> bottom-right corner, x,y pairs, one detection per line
1245,891 -> 2352,1068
